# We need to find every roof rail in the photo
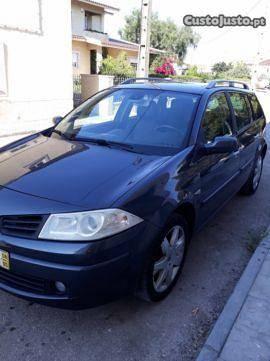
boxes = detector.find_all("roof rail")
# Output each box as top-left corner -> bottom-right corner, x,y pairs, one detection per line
120,77 -> 173,85
206,80 -> 249,90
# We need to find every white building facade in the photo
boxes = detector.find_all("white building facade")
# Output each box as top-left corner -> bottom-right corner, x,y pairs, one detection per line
0,0 -> 73,137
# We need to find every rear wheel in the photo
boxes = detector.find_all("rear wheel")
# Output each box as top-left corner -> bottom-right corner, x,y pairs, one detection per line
136,214 -> 189,302
240,153 -> 263,195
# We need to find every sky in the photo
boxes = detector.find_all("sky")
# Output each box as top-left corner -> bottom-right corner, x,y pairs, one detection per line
108,0 -> 270,66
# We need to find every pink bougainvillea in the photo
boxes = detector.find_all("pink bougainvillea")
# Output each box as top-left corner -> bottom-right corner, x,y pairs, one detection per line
155,58 -> 176,76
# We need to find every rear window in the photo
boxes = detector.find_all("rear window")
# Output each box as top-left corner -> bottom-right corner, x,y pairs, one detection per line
249,95 -> 264,121
229,92 -> 251,130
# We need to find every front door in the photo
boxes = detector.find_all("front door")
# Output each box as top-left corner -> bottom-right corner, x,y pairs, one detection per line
195,92 -> 240,224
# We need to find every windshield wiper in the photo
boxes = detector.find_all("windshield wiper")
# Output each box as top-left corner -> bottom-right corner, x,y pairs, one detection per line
106,140 -> 135,150
74,137 -> 136,152
75,137 -> 112,147
51,129 -> 72,141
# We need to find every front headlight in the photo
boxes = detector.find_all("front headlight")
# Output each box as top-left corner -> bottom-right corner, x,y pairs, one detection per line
39,209 -> 143,241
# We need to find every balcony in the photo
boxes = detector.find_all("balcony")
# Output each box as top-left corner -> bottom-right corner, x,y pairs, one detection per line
84,27 -> 107,35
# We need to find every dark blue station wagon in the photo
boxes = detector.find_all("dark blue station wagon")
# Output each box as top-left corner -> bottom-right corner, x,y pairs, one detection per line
0,79 -> 267,308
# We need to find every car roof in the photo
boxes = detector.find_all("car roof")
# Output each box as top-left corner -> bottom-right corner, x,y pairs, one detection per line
115,80 -> 253,96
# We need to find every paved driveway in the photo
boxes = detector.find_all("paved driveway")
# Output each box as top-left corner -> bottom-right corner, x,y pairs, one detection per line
0,94 -> 269,361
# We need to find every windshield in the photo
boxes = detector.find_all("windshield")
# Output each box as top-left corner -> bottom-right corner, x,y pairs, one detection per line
55,88 -> 200,154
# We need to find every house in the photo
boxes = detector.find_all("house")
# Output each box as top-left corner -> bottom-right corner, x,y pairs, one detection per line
259,59 -> 270,78
71,0 -> 164,76
0,0 -> 164,139
0,0 -> 73,137
247,59 -> 270,89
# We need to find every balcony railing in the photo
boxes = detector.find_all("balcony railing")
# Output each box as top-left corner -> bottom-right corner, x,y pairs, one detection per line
84,28 -> 107,35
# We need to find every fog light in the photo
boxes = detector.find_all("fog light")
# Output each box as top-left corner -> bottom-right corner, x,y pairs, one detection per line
55,281 -> 66,294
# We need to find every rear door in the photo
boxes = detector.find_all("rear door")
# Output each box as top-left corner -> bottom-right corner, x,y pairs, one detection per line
195,92 -> 240,224
228,92 -> 257,183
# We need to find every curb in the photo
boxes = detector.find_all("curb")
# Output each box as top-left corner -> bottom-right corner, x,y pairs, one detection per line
196,229 -> 270,361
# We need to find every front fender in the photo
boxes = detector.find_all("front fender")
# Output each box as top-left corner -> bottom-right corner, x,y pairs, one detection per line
112,146 -> 200,229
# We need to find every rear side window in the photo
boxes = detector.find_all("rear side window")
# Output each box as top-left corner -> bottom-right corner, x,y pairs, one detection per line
249,95 -> 264,120
229,92 -> 251,130
202,92 -> 232,143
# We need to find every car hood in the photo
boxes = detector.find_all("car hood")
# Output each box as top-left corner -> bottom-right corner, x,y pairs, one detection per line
0,134 -> 168,208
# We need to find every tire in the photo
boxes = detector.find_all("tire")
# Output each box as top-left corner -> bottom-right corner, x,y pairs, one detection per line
240,153 -> 263,195
136,213 -> 189,302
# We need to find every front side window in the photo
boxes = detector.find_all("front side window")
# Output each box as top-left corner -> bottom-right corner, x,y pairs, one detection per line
202,92 -> 232,143
249,94 -> 264,121
55,89 -> 200,154
229,92 -> 251,130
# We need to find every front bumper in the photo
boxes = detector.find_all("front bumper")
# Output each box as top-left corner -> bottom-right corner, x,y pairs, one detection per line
0,220 -> 161,309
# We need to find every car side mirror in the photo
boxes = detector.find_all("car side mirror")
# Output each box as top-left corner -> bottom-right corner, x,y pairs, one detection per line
204,136 -> 238,154
52,116 -> 63,125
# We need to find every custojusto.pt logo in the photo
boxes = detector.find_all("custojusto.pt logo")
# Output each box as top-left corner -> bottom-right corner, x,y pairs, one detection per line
183,14 -> 266,28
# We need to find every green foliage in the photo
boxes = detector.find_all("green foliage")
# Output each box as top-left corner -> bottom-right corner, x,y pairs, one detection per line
212,61 -> 251,80
186,65 -> 200,77
176,27 -> 200,60
100,52 -> 135,77
119,9 -> 200,61
212,62 -> 232,75
174,74 -> 213,83
119,9 -> 141,44
218,62 -> 251,80
149,55 -> 164,73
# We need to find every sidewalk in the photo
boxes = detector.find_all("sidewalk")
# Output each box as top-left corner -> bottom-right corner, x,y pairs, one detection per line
197,229 -> 270,361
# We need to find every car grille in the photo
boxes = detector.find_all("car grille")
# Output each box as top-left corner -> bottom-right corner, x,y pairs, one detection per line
0,215 -> 46,239
0,267 -> 49,294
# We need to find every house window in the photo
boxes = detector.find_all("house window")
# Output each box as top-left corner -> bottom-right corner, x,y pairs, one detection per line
85,11 -> 102,32
102,47 -> 108,59
72,51 -> 80,68
90,50 -> 97,74
130,62 -> 138,70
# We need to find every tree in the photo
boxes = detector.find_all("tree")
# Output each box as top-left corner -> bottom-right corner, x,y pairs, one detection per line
225,62 -> 251,79
100,52 -> 135,77
212,62 -> 232,75
211,61 -> 250,79
119,9 -> 141,44
149,54 -> 164,74
119,9 -> 200,61
186,65 -> 200,77
218,62 -> 251,79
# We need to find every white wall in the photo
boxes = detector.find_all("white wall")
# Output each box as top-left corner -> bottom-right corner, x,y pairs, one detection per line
72,1 -> 85,35
72,1 -> 105,36
0,0 -> 73,136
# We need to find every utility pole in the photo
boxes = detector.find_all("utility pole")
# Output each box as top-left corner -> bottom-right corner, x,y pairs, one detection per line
136,0 -> 152,78
251,0 -> 268,89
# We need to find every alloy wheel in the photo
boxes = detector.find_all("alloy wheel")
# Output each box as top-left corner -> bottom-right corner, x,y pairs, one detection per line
253,155 -> 263,190
153,225 -> 185,293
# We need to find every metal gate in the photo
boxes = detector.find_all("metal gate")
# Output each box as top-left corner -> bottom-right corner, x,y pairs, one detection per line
73,75 -> 82,107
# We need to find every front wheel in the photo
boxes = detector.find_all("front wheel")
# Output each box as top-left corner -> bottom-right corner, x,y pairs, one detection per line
136,214 -> 189,302
240,153 -> 263,195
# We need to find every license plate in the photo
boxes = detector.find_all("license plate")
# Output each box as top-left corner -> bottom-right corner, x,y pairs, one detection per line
0,249 -> 10,270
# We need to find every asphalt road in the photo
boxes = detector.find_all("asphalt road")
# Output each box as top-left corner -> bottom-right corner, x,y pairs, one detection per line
0,98 -> 270,361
